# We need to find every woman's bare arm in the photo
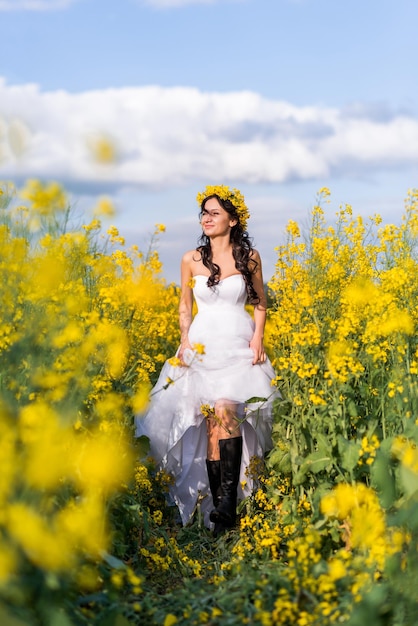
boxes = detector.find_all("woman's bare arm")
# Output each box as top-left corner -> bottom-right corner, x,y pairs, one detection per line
249,250 -> 267,365
178,251 -> 194,363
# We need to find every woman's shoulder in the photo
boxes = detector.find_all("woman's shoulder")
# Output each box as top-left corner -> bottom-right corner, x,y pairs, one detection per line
248,248 -> 263,276
182,248 -> 203,262
182,249 -> 201,264
249,248 -> 261,261
181,249 -> 204,277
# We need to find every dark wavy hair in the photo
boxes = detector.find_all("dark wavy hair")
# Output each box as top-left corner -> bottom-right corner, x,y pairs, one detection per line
196,194 -> 259,304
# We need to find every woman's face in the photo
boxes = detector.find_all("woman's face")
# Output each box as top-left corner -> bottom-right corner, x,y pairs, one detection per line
200,197 -> 237,236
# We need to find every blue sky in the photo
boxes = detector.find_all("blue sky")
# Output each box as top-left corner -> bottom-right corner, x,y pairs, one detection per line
1,0 -> 417,282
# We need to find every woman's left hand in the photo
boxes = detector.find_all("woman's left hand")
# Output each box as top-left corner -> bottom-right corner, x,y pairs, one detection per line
249,337 -> 267,365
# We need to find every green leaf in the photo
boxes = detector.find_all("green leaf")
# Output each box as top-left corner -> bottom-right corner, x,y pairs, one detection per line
370,450 -> 396,508
303,450 -> 332,474
293,449 -> 333,485
268,446 -> 292,474
346,398 -> 359,417
245,396 -> 267,404
338,435 -> 361,473
315,433 -> 333,456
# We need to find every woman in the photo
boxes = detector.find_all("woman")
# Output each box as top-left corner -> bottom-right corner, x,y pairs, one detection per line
135,185 -> 278,534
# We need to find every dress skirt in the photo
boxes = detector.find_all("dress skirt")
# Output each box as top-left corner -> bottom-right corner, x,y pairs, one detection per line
135,274 -> 278,527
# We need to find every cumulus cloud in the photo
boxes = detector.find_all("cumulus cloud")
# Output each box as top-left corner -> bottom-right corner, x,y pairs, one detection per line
1,78 -> 417,190
0,0 -> 79,10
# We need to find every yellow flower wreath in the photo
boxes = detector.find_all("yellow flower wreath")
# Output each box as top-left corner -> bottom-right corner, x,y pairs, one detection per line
196,185 -> 250,231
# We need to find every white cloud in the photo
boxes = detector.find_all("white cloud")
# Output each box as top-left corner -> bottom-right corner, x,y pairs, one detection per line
1,78 -> 417,190
0,0 -> 79,10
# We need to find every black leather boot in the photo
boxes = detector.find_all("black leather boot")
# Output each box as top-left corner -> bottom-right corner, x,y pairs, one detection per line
206,459 -> 225,537
205,459 -> 221,507
210,436 -> 243,527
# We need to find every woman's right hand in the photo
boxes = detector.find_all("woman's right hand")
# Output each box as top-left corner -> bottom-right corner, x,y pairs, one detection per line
178,341 -> 194,366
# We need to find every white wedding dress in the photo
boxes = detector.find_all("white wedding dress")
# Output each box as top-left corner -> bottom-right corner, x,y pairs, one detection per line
135,273 -> 278,527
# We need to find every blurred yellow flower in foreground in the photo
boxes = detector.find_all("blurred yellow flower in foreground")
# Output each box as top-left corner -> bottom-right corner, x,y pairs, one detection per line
20,179 -> 67,216
94,196 -> 116,217
87,134 -> 117,163
74,430 -> 134,493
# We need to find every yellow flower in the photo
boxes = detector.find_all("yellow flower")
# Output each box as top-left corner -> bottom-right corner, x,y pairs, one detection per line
93,196 -> 116,217
82,218 -> 101,232
321,483 -> 360,520
7,503 -> 74,571
318,187 -> 331,197
131,384 -> 151,413
200,404 -> 214,418
56,495 -> 109,557
196,185 -> 250,231
75,564 -> 101,591
106,225 -> 125,245
135,465 -> 153,493
164,615 -> 178,626
327,558 -> 347,581
152,510 -> 163,525
378,311 -> 414,336
111,570 -> 124,588
286,220 -> 300,238
20,179 -> 67,216
87,134 -> 117,163
392,437 -> 418,473
73,430 -> 134,493
167,356 -> 182,367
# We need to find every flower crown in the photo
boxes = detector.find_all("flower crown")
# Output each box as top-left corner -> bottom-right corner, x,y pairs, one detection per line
196,185 -> 250,231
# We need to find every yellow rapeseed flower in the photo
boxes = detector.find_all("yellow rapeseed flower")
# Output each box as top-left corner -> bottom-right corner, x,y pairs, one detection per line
20,179 -> 67,216
7,502 -> 75,571
87,134 -> 117,164
73,430 -> 134,493
93,196 -> 116,217
327,558 -> 347,581
56,495 -> 109,557
131,384 -> 151,413
286,220 -> 300,238
168,356 -> 182,367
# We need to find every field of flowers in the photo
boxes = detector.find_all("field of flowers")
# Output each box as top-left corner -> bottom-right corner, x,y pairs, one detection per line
0,180 -> 417,626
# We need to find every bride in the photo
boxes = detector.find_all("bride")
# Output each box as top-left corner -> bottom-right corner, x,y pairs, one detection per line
135,185 -> 278,535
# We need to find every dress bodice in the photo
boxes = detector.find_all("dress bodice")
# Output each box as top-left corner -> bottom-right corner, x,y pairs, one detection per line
192,274 -> 247,312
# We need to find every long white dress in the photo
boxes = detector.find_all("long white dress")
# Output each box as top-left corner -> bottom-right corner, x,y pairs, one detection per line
135,273 -> 278,527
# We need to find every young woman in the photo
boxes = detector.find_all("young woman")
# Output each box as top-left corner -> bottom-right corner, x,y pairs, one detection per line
135,185 -> 278,535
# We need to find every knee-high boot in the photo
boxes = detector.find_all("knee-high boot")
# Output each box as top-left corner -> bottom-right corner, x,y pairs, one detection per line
205,459 -> 221,507
210,436 -> 242,527
206,459 -> 225,537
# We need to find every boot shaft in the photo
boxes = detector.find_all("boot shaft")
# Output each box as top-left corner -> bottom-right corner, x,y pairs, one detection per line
206,459 -> 221,507
210,436 -> 243,526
